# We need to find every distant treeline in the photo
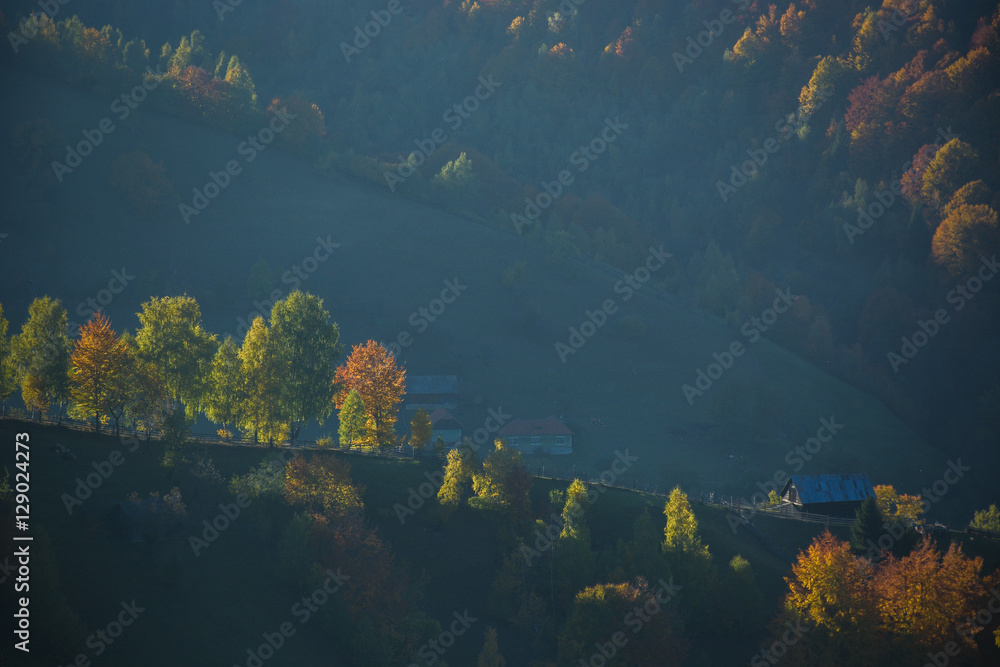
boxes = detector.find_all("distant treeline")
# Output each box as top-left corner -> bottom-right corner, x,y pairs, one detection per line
0,292 -> 409,449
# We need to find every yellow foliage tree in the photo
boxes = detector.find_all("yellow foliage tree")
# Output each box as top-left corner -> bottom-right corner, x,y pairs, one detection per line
873,484 -> 924,524
70,313 -> 130,433
283,454 -> 364,519
785,529 -> 877,636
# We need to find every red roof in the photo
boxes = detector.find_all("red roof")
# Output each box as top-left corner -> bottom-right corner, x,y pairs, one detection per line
498,416 -> 573,437
428,407 -> 463,428
429,407 -> 454,423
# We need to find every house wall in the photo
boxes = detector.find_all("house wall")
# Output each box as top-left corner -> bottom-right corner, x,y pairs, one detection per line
504,434 -> 573,455
432,427 -> 462,444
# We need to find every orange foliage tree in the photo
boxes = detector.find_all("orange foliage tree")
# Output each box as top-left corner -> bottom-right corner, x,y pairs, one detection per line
268,95 -> 326,156
70,313 -> 131,433
932,204 -> 1000,275
872,540 -> 987,650
312,513 -> 408,636
333,341 -> 405,449
774,529 -> 998,663
108,151 -> 176,213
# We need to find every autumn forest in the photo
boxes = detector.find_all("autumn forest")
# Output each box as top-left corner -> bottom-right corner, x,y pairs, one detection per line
1,0 -> 1000,665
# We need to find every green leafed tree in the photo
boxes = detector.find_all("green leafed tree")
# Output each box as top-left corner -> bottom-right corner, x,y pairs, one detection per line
0,303 -> 16,407
617,509 -> 670,583
277,512 -> 315,587
470,440 -> 532,524
268,291 -> 342,442
124,348 -> 168,437
237,316 -> 287,444
410,407 -> 432,450
135,295 -> 217,416
204,336 -> 245,436
798,55 -> 846,118
337,388 -> 369,449
434,151 -> 479,202
558,579 -> 684,666
12,297 -> 72,421
723,554 -> 761,635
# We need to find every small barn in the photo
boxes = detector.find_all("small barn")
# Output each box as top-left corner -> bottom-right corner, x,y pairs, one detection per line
429,407 -> 464,445
107,497 -> 167,542
780,473 -> 875,517
406,376 -> 460,410
498,416 -> 573,455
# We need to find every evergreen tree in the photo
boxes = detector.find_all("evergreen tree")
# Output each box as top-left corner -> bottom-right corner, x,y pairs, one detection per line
338,389 -> 369,449
334,341 -> 405,449
851,496 -> 885,555
970,504 -> 1000,532
662,486 -> 709,557
225,54 -> 259,117
476,626 -> 506,667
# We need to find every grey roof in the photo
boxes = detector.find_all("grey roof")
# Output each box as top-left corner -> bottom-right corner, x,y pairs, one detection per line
783,473 -> 875,504
407,376 -> 459,395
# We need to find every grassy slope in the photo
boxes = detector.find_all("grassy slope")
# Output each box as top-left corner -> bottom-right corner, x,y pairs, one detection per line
0,420 -> 845,666
1,64 -> 983,527
4,420 -> 1000,665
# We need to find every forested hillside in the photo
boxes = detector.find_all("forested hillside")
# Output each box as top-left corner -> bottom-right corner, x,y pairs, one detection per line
3,1 -> 1000,665
4,0 -> 998,452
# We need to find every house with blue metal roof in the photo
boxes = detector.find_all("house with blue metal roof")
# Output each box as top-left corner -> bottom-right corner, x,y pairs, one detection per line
779,473 -> 875,517
405,375 -> 460,410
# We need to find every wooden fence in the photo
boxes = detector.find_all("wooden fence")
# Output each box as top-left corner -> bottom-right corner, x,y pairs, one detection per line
0,412 -> 866,529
